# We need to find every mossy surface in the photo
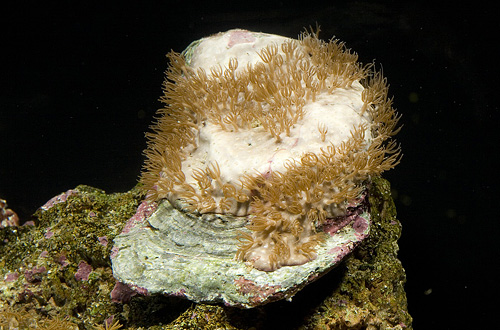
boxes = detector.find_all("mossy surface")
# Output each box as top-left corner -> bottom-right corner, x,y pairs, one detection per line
0,177 -> 412,329
0,185 -> 145,329
297,176 -> 413,329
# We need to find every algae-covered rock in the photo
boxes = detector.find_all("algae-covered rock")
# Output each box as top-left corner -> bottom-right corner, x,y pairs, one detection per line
0,177 -> 411,329
298,176 -> 413,329
0,185 -> 145,329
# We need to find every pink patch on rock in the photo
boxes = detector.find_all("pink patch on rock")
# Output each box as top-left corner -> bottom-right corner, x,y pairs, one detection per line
75,261 -> 93,281
322,194 -> 368,237
40,189 -> 78,211
44,229 -> 54,239
170,288 -> 187,298
353,216 -> 369,234
327,246 -> 344,255
111,281 -> 138,303
109,246 -> 120,259
58,254 -> 69,267
322,214 -> 355,236
327,244 -> 352,263
120,200 -> 158,235
98,236 -> 108,246
5,272 -> 19,282
227,30 -> 256,48
134,285 -> 149,296
0,199 -> 20,228
24,266 -> 46,283
233,277 -> 283,306
39,250 -> 49,258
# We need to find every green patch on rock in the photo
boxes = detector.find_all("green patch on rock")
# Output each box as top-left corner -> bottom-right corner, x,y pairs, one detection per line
299,176 -> 413,329
0,185 -> 145,329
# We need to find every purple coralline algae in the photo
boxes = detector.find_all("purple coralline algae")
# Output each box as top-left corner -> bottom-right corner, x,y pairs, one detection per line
0,198 -> 19,228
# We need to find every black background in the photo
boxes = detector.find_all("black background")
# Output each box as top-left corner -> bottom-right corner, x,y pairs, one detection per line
1,1 -> 498,328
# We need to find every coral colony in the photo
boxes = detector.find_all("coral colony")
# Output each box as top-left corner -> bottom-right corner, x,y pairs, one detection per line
110,28 -> 401,307
140,29 -> 400,272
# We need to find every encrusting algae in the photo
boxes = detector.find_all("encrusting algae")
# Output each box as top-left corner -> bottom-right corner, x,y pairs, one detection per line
139,28 -> 401,271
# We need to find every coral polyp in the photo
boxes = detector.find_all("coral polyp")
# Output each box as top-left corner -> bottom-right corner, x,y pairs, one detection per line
139,29 -> 401,271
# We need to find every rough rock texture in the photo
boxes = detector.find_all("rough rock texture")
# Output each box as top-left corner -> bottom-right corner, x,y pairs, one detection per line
0,177 -> 412,329
0,185 -> 144,329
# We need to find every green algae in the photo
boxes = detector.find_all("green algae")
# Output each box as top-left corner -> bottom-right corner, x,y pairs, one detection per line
0,177 -> 412,329
297,176 -> 413,329
0,185 -> 145,329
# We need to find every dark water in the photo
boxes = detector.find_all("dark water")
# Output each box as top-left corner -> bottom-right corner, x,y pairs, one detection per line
2,2 -> 498,328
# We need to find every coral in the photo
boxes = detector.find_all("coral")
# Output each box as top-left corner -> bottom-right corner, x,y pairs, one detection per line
140,29 -> 401,271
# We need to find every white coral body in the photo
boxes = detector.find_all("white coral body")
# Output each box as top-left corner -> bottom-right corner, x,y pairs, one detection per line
141,29 -> 400,271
